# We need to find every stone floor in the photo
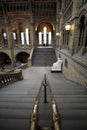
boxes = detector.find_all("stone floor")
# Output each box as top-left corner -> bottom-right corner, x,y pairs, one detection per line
0,67 -> 87,130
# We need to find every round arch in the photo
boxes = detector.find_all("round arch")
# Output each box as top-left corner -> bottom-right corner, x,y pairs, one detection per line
35,19 -> 55,46
16,52 -> 30,65
78,10 -> 87,48
0,52 -> 11,67
35,19 -> 55,31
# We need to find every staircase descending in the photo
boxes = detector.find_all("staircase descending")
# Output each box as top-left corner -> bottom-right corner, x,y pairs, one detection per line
0,67 -> 87,130
32,47 -> 57,66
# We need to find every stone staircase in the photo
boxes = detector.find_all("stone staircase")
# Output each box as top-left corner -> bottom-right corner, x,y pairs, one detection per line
32,47 -> 57,66
0,67 -> 87,130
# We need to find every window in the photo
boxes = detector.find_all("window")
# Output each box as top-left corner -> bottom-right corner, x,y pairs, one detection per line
3,33 -> 7,40
78,15 -> 85,46
13,32 -> 16,40
38,26 -> 52,45
48,32 -> 52,44
43,27 -> 47,44
39,32 -> 42,44
25,28 -> 29,45
3,32 -> 8,45
21,32 -> 25,45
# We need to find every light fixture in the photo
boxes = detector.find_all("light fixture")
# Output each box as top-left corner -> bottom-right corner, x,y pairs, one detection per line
56,32 -> 60,36
65,23 -> 71,31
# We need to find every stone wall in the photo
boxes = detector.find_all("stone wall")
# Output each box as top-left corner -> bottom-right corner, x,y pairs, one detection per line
56,49 -> 87,87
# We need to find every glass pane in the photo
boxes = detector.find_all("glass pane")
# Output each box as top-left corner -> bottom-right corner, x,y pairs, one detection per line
3,33 -> 7,40
48,32 -> 51,44
39,32 -> 42,44
13,32 -> 16,40
25,28 -> 29,45
21,32 -> 25,45
44,27 -> 47,44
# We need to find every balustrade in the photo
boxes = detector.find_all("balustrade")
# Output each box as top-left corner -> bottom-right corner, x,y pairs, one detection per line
0,69 -> 23,87
30,74 -> 61,130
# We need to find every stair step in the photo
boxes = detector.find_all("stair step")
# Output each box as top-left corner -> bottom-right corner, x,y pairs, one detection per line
32,47 -> 57,66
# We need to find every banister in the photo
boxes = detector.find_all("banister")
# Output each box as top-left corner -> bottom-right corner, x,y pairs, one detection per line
30,74 -> 61,130
30,80 -> 43,130
45,74 -> 61,130
0,69 -> 23,88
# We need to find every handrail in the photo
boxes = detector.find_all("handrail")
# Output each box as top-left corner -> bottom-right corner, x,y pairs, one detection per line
28,47 -> 34,66
30,74 -> 61,130
30,80 -> 43,130
0,69 -> 23,88
44,74 -> 61,130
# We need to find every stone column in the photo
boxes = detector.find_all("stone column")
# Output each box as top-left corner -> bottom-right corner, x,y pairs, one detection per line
7,25 -> 15,68
56,0 -> 61,47
30,23 -> 35,48
17,24 -> 21,48
23,27 -> 26,47
0,28 -> 4,47
69,0 -> 81,55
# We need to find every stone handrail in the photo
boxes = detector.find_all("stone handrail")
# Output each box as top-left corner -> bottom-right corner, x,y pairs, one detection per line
0,69 -> 23,88
28,47 -> 34,66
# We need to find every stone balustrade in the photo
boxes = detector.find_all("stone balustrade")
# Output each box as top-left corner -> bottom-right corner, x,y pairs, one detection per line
0,69 -> 23,88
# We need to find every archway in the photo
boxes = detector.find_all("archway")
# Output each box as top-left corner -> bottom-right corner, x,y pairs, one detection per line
36,21 -> 54,46
0,52 -> 11,67
16,52 -> 29,66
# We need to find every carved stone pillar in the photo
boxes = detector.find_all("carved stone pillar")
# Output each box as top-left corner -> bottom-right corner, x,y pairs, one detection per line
17,24 -> 21,48
7,25 -> 15,68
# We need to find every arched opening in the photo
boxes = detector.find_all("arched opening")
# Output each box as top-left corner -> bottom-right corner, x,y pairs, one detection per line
36,21 -> 53,46
78,15 -> 85,47
1,29 -> 8,46
11,21 -> 30,47
0,52 -> 11,67
16,52 -> 29,66
12,28 -> 17,46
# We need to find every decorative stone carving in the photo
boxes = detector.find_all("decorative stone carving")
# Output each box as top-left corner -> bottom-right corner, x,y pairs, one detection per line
51,57 -> 62,72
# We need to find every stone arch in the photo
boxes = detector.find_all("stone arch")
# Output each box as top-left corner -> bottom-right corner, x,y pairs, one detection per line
10,18 -> 31,28
35,19 -> 55,46
0,52 -> 11,67
35,19 -> 55,32
15,52 -> 30,64
78,10 -> 87,48
9,18 -> 33,46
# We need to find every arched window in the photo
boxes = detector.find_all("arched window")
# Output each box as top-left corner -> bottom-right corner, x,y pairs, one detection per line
25,28 -> 29,45
3,33 -> 7,40
2,30 -> 8,46
13,31 -> 16,41
37,23 -> 53,45
21,32 -> 25,45
43,27 -> 47,44
78,15 -> 85,47
48,32 -> 52,44
39,32 -> 42,44
12,31 -> 17,46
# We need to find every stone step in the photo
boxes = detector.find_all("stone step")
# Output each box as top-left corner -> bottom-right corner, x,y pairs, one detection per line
0,67 -> 87,130
32,47 -> 57,66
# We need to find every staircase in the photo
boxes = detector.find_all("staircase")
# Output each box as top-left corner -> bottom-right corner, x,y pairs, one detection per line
32,47 -> 57,66
0,67 -> 87,130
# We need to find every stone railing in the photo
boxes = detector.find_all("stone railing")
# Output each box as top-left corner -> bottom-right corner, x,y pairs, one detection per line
0,69 -> 23,88
28,47 -> 34,66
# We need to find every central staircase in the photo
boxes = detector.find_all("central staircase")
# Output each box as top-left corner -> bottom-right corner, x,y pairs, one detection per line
0,67 -> 87,130
32,47 -> 57,66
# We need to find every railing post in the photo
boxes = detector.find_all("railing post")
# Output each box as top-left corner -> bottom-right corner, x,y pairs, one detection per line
43,74 -> 48,103
44,83 -> 47,103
